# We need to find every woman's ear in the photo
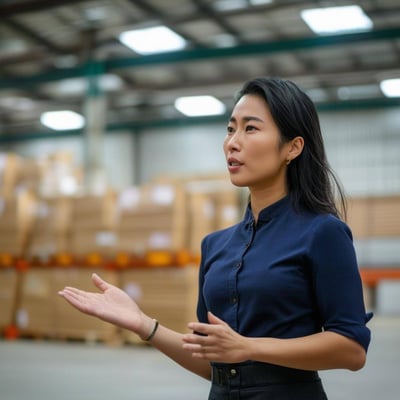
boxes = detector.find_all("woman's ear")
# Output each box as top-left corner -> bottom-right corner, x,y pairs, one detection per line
286,136 -> 304,164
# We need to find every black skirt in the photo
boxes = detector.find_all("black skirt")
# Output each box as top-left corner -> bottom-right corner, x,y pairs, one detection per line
209,362 -> 328,400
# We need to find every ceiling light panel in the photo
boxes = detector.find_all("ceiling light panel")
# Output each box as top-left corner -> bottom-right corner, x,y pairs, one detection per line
301,5 -> 373,35
40,111 -> 85,131
119,26 -> 187,55
380,79 -> 400,98
174,96 -> 226,117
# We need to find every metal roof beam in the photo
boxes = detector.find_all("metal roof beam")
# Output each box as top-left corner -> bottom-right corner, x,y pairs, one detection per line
0,0 -> 90,16
1,27 -> 400,90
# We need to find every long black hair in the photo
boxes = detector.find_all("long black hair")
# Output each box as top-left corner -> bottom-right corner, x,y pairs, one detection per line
236,77 -> 347,220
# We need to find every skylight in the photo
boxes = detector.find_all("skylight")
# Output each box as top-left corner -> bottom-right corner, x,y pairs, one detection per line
40,110 -> 85,130
380,78 -> 400,98
119,26 -> 186,55
301,5 -> 373,35
174,96 -> 226,117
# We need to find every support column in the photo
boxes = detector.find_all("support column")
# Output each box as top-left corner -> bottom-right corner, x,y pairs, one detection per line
83,61 -> 107,194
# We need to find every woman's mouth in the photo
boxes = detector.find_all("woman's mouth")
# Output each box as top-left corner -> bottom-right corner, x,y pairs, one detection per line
227,158 -> 243,171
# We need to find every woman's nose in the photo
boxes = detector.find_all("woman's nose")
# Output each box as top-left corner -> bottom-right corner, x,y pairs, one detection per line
226,132 -> 240,151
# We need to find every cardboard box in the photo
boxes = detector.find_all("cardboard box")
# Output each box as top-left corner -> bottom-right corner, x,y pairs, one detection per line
0,153 -> 22,200
0,268 -> 18,330
27,197 -> 71,260
70,230 -> 117,257
116,184 -> 187,253
119,267 -> 198,343
16,269 -> 54,335
17,267 -> 120,343
53,268 -> 120,342
0,192 -> 36,257
370,196 -> 400,237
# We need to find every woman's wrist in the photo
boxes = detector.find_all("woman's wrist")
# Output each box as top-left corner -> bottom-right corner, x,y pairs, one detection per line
143,319 -> 159,341
139,315 -> 159,341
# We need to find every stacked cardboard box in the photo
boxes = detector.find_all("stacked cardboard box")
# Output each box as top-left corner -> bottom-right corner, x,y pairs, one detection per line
38,151 -> 83,198
53,268 -> 120,342
186,191 -> 215,255
27,197 -> 71,261
0,191 -> 36,257
116,184 -> 186,255
16,268 -> 54,336
369,196 -> 400,237
0,200 -> 21,256
0,268 -> 18,331
17,267 -> 119,343
18,157 -> 41,195
69,190 -> 118,258
347,196 -> 400,238
347,197 -> 371,238
0,153 -> 22,200
119,266 -> 198,343
212,186 -> 243,231
184,178 -> 242,255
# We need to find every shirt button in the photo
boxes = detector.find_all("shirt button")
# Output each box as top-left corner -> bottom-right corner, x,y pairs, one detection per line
231,297 -> 238,304
236,262 -> 241,268
230,368 -> 237,376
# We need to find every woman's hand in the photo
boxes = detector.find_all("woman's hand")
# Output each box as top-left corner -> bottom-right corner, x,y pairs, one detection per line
58,273 -> 148,337
182,311 -> 250,363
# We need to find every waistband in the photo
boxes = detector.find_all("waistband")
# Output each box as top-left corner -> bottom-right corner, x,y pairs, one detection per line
211,362 -> 320,388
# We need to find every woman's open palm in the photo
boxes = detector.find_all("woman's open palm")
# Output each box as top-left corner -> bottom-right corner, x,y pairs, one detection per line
58,273 -> 142,333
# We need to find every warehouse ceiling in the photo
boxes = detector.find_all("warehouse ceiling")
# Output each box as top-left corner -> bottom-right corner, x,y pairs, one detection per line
0,0 -> 400,140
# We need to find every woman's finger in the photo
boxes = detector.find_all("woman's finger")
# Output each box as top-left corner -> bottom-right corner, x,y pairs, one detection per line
91,273 -> 111,292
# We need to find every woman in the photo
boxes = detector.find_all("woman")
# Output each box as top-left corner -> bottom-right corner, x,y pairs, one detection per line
59,77 -> 371,399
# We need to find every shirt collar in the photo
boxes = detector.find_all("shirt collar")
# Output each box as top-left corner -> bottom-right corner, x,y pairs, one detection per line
244,196 -> 291,228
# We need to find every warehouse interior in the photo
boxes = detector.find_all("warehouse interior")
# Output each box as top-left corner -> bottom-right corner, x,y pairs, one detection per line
0,1 -> 399,399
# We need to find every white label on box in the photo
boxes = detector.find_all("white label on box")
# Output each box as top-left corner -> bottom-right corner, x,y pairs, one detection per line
203,201 -> 215,218
221,205 -> 238,222
0,153 -> 6,172
118,187 -> 141,210
124,282 -> 142,301
151,185 -> 175,205
16,309 -> 29,328
148,232 -> 171,248
36,202 -> 50,218
96,231 -> 117,246
25,275 -> 49,297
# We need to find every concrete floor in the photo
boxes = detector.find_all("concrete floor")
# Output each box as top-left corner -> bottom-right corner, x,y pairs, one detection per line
0,315 -> 398,400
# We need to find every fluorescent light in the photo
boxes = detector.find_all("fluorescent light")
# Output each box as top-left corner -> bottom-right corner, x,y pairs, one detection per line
380,79 -> 400,98
174,96 -> 226,117
40,110 -> 85,130
301,5 -> 373,35
119,26 -> 186,55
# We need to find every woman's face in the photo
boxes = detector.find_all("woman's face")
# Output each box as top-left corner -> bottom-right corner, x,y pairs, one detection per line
223,94 -> 291,192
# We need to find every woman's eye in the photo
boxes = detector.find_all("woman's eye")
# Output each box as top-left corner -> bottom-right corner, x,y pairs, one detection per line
227,126 -> 234,134
246,125 -> 256,132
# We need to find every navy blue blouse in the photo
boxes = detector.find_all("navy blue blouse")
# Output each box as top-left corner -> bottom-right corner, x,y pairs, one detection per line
197,196 -> 372,352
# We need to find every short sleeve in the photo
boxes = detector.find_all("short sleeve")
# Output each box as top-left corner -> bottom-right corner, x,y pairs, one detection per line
196,236 -> 210,324
308,216 -> 372,352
